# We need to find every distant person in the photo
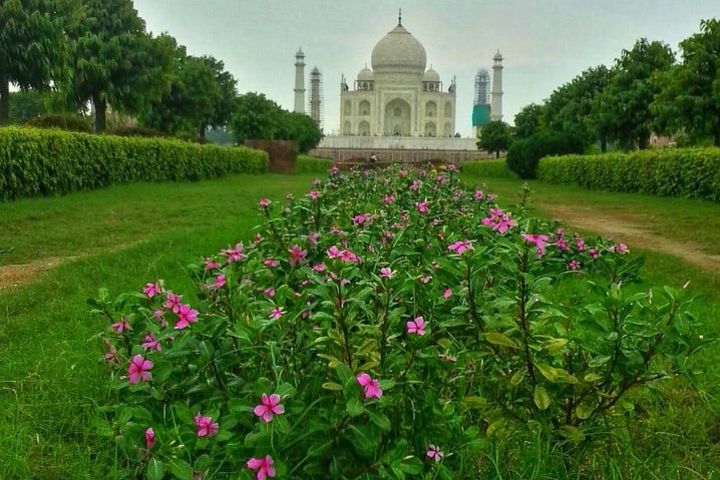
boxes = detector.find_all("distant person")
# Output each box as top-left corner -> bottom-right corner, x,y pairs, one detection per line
369,153 -> 377,164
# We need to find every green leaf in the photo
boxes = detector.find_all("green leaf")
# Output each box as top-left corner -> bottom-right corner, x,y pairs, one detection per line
367,409 -> 391,431
533,385 -> 551,410
346,397 -> 364,417
485,331 -> 519,349
321,382 -> 343,391
168,458 -> 193,480
146,459 -> 166,480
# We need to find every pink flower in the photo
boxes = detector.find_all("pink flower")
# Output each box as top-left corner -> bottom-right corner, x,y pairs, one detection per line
222,243 -> 246,263
487,193 -> 496,201
209,274 -> 226,289
128,354 -> 153,384
259,198 -> 271,208
309,190 -> 320,201
329,166 -> 339,175
327,245 -> 342,259
164,292 -> 182,313
308,232 -> 320,245
447,240 -> 473,255
383,194 -> 395,204
446,163 -> 457,172
406,316 -> 426,336
556,238 -> 570,251
410,180 -> 421,191
143,282 -> 161,298
474,190 -> 485,200
141,333 -> 161,351
153,309 -> 165,319
253,393 -> 285,423
379,267 -> 394,279
247,456 -> 276,480
443,287 -> 453,299
194,414 -> 218,437
523,233 -> 552,256
204,258 -> 220,270
174,304 -> 199,329
352,213 -> 368,225
416,201 -> 430,213
420,274 -> 432,284
426,444 -> 445,462
589,247 -> 600,259
268,307 -> 284,320
263,287 -> 276,297
145,428 -> 155,449
103,341 -> 118,364
568,259 -> 581,271
356,373 -> 383,399
288,245 -> 307,266
264,258 -> 279,268
111,317 -> 130,333
482,208 -> 517,234
312,263 -> 327,272
616,243 -> 629,254
576,238 -> 586,252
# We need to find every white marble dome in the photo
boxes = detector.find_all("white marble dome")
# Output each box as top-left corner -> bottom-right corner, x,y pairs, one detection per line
357,66 -> 374,81
423,68 -> 440,82
371,24 -> 427,73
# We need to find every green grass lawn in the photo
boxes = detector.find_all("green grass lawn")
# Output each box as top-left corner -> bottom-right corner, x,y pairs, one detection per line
1,172 -> 719,478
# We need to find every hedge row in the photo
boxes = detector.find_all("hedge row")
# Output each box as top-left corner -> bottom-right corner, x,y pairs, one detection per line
538,148 -> 720,201
296,154 -> 333,174
0,127 -> 268,201
461,159 -> 517,179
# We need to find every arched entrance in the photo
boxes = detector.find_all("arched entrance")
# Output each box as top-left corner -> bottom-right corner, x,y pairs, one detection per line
384,98 -> 411,136
358,120 -> 370,136
424,121 -> 436,137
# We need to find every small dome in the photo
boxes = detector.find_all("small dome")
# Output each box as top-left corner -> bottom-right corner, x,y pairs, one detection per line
424,68 -> 440,82
357,66 -> 374,81
371,24 -> 427,73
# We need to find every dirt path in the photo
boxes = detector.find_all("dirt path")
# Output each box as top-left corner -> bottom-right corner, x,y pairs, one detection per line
547,204 -> 720,273
0,257 -> 75,289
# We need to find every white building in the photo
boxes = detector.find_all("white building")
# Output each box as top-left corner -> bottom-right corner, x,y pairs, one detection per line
338,16 -> 456,138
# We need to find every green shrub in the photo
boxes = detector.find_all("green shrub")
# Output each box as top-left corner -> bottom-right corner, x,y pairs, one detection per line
296,154 -> 333,174
538,148 -> 720,201
461,159 -> 517,179
0,127 -> 268,201
109,126 -> 166,138
23,113 -> 92,133
507,130 -> 585,179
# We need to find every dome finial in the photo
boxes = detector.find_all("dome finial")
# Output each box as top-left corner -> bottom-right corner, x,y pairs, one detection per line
398,8 -> 402,25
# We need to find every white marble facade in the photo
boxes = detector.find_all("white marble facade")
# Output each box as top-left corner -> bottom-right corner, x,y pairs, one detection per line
339,19 -> 456,138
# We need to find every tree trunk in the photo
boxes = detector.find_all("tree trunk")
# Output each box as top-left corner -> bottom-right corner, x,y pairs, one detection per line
495,150 -> 500,159
0,77 -> 10,126
638,134 -> 649,150
600,136 -> 607,153
93,93 -> 107,134
715,129 -> 720,147
199,124 -> 206,140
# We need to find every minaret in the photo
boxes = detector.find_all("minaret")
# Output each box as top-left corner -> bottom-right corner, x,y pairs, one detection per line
309,67 -> 322,127
490,50 -> 504,121
294,48 -> 306,114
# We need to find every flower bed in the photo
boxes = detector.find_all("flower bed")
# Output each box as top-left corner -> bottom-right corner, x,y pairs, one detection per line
94,165 -> 702,479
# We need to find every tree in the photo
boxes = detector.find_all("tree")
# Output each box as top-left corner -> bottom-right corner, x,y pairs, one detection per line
280,112 -> 323,153
513,103 -> 545,139
141,42 -> 222,137
507,130 -> 585,179
477,121 -> 512,158
543,66 -> 611,149
0,0 -> 70,125
652,19 -> 720,146
8,90 -> 47,123
66,0 -> 173,132
202,56 -> 237,138
600,39 -> 675,149
229,92 -> 285,144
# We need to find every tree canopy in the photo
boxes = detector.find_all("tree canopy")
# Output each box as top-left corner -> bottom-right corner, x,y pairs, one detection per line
0,0 -> 70,124
477,121 -> 513,158
65,0 -> 173,132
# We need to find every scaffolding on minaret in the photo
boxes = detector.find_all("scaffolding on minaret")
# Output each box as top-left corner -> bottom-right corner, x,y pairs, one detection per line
474,68 -> 490,106
309,67 -> 323,128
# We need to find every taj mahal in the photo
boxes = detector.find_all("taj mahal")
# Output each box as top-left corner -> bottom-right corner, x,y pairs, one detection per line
295,11 -> 504,152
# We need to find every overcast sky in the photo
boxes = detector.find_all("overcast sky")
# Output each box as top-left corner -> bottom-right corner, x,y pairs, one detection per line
133,0 -> 717,137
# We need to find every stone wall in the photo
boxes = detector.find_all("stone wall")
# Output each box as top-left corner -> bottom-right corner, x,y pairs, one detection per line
309,146 -> 494,165
244,139 -> 296,173
319,135 -> 479,151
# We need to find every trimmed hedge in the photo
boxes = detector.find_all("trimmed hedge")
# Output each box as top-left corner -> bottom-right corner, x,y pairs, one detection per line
296,154 -> 333,174
0,127 -> 268,201
461,159 -> 517,179
538,148 -> 720,201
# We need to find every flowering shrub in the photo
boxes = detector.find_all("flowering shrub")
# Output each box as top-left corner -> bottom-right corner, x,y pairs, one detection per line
93,165 -> 703,479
